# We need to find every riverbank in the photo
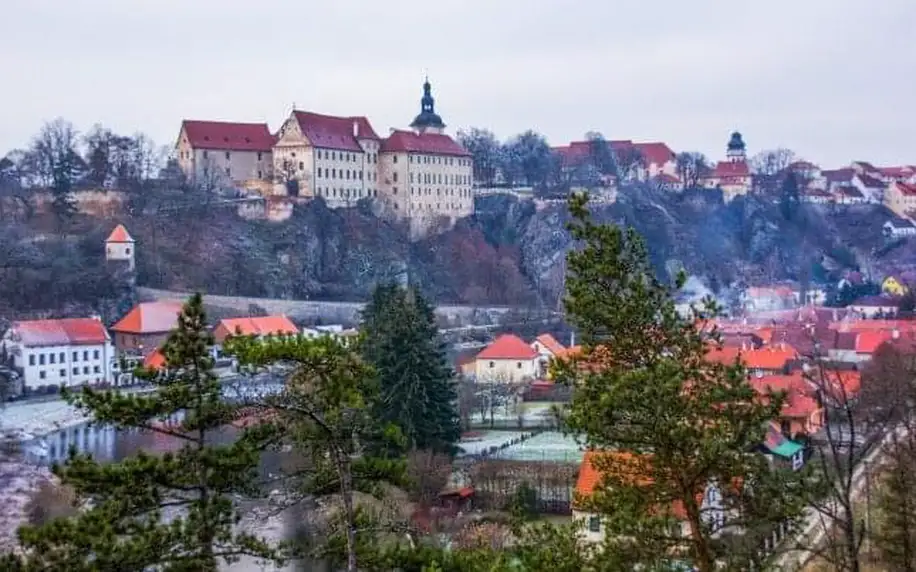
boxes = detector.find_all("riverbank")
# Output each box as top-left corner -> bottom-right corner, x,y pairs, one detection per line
0,461 -> 51,556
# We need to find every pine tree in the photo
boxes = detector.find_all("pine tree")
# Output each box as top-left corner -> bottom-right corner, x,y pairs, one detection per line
360,283 -> 460,455
12,293 -> 274,571
226,333 -> 406,572
874,434 -> 916,571
557,194 -> 811,571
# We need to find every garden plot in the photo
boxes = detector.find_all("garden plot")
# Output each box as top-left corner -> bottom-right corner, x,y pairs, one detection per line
494,431 -> 584,463
457,430 -> 527,456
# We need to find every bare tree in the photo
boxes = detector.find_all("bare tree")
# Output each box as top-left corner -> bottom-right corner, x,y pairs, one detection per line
27,119 -> 86,229
675,151 -> 711,189
405,449 -> 452,510
802,351 -> 903,572
750,148 -> 796,195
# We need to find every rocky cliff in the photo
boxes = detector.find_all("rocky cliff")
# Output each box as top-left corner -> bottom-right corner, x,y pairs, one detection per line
0,190 -> 910,318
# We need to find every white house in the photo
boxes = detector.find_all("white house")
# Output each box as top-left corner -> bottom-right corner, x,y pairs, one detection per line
1,318 -> 115,390
573,451 -> 726,543
474,334 -> 540,383
884,217 -> 916,238
530,333 -> 566,377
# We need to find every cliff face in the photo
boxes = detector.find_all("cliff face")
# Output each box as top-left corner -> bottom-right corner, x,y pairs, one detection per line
1,190 -> 907,319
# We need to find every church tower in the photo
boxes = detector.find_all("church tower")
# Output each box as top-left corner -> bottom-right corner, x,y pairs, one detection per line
726,131 -> 747,163
409,77 -> 446,135
105,224 -> 135,271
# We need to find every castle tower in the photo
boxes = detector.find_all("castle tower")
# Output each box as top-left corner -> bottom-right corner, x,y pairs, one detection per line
409,76 -> 446,135
726,131 -> 747,163
105,224 -> 135,271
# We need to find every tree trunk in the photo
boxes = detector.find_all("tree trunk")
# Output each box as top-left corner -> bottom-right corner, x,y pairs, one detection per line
337,455 -> 358,572
684,493 -> 714,572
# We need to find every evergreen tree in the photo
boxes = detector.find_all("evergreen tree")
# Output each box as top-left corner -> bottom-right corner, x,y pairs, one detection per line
11,294 -> 274,571
557,194 -> 810,571
226,334 -> 406,572
360,283 -> 460,455
874,435 -> 916,571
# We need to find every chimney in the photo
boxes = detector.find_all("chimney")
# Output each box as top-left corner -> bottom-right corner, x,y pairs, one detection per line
352,119 -> 359,138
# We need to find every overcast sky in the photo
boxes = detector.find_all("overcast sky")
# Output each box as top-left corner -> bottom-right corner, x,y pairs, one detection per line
2,0 -> 914,167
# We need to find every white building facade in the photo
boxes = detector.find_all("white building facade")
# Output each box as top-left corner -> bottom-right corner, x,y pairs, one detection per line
2,318 -> 116,391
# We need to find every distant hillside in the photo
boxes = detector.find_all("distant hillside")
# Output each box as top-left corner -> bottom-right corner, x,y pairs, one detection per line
0,190 -> 907,318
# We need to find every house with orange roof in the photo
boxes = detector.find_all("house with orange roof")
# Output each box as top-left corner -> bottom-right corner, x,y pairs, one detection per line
474,334 -> 540,383
175,120 -> 275,187
701,132 -> 752,201
213,315 -> 298,344
1,317 -> 115,390
530,333 -> 566,377
751,373 -> 824,438
573,451 -> 726,543
110,301 -> 184,355
707,343 -> 797,377
105,224 -> 135,271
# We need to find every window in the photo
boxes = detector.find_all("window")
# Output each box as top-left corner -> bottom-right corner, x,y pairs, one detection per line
203,150 -> 208,159
29,355 -> 35,366
257,170 -> 262,179
393,172 -> 398,182
72,351 -> 78,362
516,362 -> 522,368
225,167 -> 230,177
59,369 -> 66,377
125,247 -> 130,255
94,365 -> 100,374
393,155 -> 398,164
225,151 -> 230,160
257,151 -> 263,161
39,371 -> 46,380
39,354 -> 45,365
83,351 -> 89,361
393,187 -> 398,195
588,516 -> 601,533
83,366 -> 89,374
93,350 -> 99,360
332,152 -> 337,160
332,169 -> 336,178
298,162 -> 304,171
72,367 -> 78,375
489,361 -> 495,368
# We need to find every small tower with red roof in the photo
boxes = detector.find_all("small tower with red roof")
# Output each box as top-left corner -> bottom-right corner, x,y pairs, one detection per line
105,223 -> 135,271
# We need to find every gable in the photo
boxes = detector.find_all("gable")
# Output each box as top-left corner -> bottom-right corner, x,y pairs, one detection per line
275,115 -> 309,146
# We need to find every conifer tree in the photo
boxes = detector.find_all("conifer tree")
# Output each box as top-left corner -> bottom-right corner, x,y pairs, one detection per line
227,333 -> 406,572
360,283 -> 460,454
12,293 -> 274,571
874,434 -> 916,571
557,194 -> 810,571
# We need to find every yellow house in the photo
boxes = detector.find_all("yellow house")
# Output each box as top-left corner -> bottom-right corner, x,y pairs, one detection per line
882,275 -> 909,296
884,181 -> 916,217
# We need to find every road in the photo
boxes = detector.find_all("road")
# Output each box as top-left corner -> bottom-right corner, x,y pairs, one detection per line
772,423 -> 907,570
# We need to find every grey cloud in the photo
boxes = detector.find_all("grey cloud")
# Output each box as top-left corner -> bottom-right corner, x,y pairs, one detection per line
1,0 -> 915,167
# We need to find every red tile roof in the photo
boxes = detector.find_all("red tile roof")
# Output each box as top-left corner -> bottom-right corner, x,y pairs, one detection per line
575,451 -> 698,520
213,315 -> 298,342
106,224 -> 133,243
823,168 -> 855,184
292,111 -> 379,152
476,334 -> 538,360
143,348 -> 167,371
711,160 -> 750,178
381,130 -> 471,157
856,174 -> 886,189
534,333 -> 566,356
10,318 -> 110,347
893,182 -> 916,197
181,120 -> 275,152
707,344 -> 797,371
631,142 -> 676,167
751,373 -> 820,420
111,301 -> 184,334
881,166 -> 916,180
856,330 -> 894,354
